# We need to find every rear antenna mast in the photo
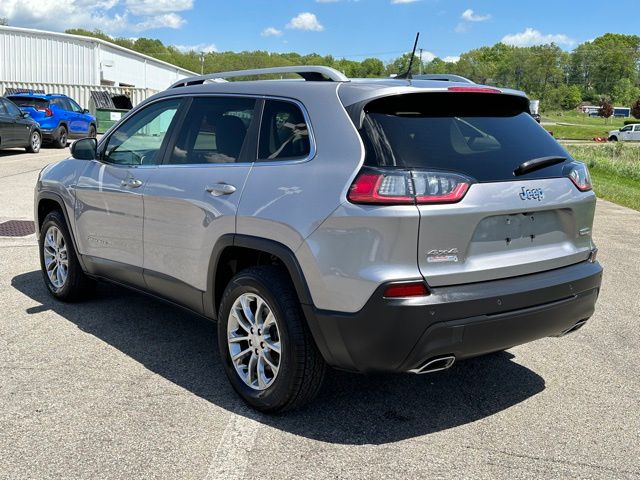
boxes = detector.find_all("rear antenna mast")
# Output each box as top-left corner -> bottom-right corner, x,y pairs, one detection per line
397,32 -> 420,80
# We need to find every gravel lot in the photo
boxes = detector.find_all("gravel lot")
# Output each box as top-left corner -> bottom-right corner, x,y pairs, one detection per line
1,148 -> 639,480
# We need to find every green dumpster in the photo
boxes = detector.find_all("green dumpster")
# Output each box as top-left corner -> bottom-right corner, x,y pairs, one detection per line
90,91 -> 133,134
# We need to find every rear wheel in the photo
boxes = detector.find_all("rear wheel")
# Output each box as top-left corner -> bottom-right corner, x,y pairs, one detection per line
39,210 -> 93,301
26,130 -> 41,153
218,266 -> 326,412
88,125 -> 96,138
54,126 -> 68,148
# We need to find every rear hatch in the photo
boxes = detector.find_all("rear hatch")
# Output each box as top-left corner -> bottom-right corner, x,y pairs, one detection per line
7,96 -> 50,123
354,90 -> 596,286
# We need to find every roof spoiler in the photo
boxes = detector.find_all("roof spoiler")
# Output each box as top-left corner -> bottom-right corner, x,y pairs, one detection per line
412,74 -> 474,84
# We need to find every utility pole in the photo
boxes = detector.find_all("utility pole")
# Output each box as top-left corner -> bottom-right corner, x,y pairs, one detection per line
200,51 -> 205,75
419,48 -> 423,74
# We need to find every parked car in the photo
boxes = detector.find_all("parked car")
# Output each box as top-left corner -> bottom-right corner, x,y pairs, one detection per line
7,93 -> 96,148
34,66 -> 603,412
608,124 -> 640,142
0,96 -> 41,153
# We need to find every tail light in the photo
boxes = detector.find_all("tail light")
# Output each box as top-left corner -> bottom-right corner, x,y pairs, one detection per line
348,168 -> 473,205
383,282 -> 430,298
37,107 -> 53,117
566,162 -> 592,191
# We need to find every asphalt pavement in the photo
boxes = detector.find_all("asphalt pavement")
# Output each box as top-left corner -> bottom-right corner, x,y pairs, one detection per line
1,147 -> 639,479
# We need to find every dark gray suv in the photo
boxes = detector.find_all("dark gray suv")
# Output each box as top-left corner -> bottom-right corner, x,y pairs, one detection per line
34,66 -> 602,412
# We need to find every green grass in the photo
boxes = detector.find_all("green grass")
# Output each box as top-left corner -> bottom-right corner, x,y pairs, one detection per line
565,144 -> 640,211
541,110 -> 631,140
545,124 -> 612,140
543,110 -> 626,128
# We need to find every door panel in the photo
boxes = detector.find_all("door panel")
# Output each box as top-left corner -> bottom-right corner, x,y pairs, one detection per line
74,161 -> 151,278
73,98 -> 183,286
0,99 -> 24,145
142,96 -> 258,294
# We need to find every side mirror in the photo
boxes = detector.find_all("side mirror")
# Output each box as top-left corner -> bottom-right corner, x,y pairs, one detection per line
70,137 -> 98,160
82,109 -> 90,114
20,111 -> 29,118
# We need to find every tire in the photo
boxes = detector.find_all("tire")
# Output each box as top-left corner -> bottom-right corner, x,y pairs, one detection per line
25,130 -> 41,153
217,266 -> 326,412
39,210 -> 93,301
54,126 -> 68,148
609,136 -> 618,142
88,125 -> 96,138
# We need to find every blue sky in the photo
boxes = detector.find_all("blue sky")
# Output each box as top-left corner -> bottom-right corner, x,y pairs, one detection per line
1,0 -> 638,61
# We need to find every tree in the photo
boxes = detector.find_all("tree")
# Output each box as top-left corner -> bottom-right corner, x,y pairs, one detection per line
599,98 -> 614,123
632,99 -> 640,119
612,78 -> 640,107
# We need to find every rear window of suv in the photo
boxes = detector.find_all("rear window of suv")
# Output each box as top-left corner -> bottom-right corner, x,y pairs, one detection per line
358,92 -> 569,182
7,97 -> 49,109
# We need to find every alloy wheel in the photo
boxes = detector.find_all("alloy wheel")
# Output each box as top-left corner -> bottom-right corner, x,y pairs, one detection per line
227,293 -> 282,390
43,226 -> 68,289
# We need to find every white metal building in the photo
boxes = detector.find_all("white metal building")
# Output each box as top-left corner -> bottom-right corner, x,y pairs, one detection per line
0,25 -> 195,108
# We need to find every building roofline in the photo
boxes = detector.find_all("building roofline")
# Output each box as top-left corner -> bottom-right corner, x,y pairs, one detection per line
0,25 -> 197,76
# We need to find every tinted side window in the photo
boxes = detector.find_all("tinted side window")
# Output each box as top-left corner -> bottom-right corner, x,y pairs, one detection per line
68,99 -> 83,112
2,99 -> 20,116
103,99 -> 182,166
258,100 -> 310,161
167,96 -> 256,165
0,100 -> 8,115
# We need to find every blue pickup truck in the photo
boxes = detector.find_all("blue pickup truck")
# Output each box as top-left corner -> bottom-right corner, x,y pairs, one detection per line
6,92 -> 96,148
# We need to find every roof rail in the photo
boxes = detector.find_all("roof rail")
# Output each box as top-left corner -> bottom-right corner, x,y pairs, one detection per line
412,74 -> 474,84
170,65 -> 349,88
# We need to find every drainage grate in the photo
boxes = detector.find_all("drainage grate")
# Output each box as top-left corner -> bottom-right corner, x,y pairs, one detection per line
0,220 -> 36,237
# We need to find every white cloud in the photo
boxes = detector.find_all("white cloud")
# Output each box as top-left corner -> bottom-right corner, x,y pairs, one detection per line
125,0 -> 192,16
391,0 -> 420,3
261,27 -> 283,37
173,43 -> 217,53
443,55 -> 460,63
454,22 -> 468,33
419,50 -> 436,62
134,13 -> 185,30
461,9 -> 491,22
286,12 -> 324,31
501,28 -> 575,47
0,0 -> 188,33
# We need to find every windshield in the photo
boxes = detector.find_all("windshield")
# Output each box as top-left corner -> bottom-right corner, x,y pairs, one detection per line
7,97 -> 49,109
359,93 -> 570,182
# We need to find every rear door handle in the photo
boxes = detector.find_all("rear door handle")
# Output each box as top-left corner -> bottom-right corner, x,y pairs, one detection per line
121,178 -> 143,188
206,183 -> 237,196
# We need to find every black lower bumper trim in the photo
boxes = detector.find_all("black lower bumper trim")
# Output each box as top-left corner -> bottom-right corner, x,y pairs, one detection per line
305,261 -> 602,373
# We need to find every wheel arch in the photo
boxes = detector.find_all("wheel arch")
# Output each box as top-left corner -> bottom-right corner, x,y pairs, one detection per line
205,234 -> 313,320
36,192 -> 86,271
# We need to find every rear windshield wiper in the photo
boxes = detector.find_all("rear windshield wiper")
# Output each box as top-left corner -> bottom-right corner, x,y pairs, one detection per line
513,156 -> 566,176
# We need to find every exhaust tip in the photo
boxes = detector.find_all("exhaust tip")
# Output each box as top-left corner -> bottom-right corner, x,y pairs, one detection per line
409,355 -> 456,374
559,319 -> 588,336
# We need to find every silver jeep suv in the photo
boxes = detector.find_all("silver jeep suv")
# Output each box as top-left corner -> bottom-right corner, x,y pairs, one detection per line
35,66 -> 602,412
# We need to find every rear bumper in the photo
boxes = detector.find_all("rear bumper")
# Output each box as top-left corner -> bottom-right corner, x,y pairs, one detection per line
304,261 -> 602,373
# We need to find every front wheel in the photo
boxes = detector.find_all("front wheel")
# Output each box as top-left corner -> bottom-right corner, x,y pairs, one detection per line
26,130 -> 41,153
217,266 -> 326,412
39,210 -> 93,301
608,136 -> 618,142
